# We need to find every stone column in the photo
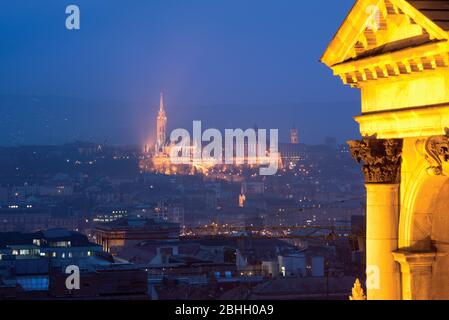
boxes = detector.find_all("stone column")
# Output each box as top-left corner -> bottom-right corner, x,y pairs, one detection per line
348,138 -> 403,300
392,251 -> 437,300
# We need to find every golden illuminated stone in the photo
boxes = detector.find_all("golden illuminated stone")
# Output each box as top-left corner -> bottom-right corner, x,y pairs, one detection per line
350,278 -> 367,300
322,0 -> 449,300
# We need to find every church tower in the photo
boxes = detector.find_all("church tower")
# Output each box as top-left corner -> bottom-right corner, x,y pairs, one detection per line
290,126 -> 299,144
156,92 -> 167,153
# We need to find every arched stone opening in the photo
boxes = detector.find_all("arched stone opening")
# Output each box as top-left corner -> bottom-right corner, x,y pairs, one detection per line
398,167 -> 449,299
429,180 -> 449,299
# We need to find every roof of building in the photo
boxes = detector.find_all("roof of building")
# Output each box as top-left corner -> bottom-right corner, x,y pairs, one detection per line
237,238 -> 297,264
0,232 -> 34,248
290,227 -> 333,238
0,229 -> 95,248
96,216 -> 180,231
407,0 -> 449,30
0,206 -> 51,215
321,0 -> 449,67
34,228 -> 93,246
249,276 -> 355,299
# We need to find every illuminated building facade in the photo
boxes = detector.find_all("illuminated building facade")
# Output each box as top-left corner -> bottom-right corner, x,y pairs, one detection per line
290,126 -> 299,144
322,0 -> 449,300
142,96 -> 281,175
93,216 -> 180,253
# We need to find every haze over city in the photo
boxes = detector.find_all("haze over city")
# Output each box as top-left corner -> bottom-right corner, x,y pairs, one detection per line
2,0 -> 449,305
0,0 -> 359,146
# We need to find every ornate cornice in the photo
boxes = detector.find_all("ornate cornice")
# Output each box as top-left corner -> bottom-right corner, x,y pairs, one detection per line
348,138 -> 403,184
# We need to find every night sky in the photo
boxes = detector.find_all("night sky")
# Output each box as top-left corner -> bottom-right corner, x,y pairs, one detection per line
0,0 -> 360,146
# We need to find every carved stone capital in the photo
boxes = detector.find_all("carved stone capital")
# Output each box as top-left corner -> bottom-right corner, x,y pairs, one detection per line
348,138 -> 403,184
416,135 -> 449,176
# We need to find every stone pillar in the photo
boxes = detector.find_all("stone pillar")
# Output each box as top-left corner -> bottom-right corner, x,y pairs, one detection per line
392,251 -> 437,300
348,138 -> 403,300
365,183 -> 401,299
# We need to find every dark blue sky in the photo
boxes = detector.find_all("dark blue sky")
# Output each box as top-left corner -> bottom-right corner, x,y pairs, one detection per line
0,0 -> 360,146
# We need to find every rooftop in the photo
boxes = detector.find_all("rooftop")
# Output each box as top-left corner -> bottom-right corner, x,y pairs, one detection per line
407,0 -> 449,31
0,229 -> 96,248
95,215 -> 180,231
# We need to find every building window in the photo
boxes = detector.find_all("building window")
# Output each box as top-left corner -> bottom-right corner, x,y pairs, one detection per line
281,266 -> 286,277
51,241 -> 70,248
17,276 -> 49,291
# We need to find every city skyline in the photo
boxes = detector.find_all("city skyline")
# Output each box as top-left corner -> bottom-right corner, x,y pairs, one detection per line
2,0 -> 449,303
0,0 -> 372,303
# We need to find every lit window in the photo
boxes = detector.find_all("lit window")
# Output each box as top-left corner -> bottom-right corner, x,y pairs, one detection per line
281,267 -> 286,277
17,276 -> 49,291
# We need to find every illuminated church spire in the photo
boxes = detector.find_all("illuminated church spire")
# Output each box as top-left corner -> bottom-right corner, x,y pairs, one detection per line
290,125 -> 299,144
159,92 -> 165,113
156,92 -> 167,153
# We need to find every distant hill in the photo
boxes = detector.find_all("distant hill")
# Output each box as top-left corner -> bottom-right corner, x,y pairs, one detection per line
0,94 -> 152,146
0,94 -> 360,147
